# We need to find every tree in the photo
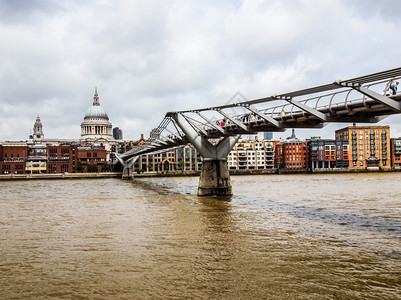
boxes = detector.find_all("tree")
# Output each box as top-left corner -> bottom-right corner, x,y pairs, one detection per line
101,163 -> 110,172
179,160 -> 185,171
87,164 -> 98,173
74,161 -> 84,173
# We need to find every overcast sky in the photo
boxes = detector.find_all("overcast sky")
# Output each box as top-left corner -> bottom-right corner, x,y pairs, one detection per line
1,0 -> 401,142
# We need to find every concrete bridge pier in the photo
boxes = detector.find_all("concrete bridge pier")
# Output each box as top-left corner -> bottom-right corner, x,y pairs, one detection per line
172,113 -> 240,196
122,167 -> 133,179
198,159 -> 232,196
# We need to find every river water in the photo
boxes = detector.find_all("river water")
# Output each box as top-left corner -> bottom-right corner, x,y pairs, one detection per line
0,173 -> 400,299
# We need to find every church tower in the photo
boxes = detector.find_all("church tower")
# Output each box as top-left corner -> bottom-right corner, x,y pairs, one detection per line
33,114 -> 44,141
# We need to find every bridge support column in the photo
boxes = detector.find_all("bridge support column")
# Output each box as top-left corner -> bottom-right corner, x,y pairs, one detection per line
198,159 -> 232,196
171,112 -> 240,196
122,167 -> 133,179
115,153 -> 138,180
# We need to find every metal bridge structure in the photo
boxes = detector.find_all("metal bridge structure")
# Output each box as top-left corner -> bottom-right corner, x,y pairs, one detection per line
116,67 -> 401,196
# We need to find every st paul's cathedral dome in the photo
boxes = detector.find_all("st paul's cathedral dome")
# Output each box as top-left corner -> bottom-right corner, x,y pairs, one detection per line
81,88 -> 113,140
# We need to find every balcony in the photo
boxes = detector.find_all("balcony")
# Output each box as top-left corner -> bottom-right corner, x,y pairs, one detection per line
48,156 -> 70,161
3,158 -> 26,162
27,156 -> 48,161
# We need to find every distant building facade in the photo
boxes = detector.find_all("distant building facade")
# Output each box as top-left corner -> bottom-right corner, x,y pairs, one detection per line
133,144 -> 202,173
335,125 -> 391,170
390,138 -> 401,170
308,139 -> 349,171
228,138 -> 276,170
75,145 -> 108,173
113,127 -> 123,140
274,139 -> 308,171
0,143 -> 28,174
46,144 -> 73,174
263,132 -> 273,141
0,141 -> 108,175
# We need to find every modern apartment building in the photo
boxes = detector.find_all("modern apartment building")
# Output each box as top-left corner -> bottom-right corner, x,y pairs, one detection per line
335,125 -> 391,170
227,138 -> 277,170
390,137 -> 401,170
113,127 -> 123,140
308,139 -> 349,170
133,144 -> 202,173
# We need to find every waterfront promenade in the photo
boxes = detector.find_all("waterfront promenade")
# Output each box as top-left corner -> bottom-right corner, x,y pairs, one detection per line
0,172 -> 122,180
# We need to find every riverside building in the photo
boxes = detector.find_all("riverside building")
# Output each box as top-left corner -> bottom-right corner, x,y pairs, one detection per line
133,144 -> 202,173
274,130 -> 308,172
390,137 -> 401,170
308,139 -> 349,171
227,137 -> 276,171
335,125 -> 391,170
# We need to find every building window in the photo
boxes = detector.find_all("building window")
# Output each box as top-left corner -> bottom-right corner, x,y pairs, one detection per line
49,148 -> 58,157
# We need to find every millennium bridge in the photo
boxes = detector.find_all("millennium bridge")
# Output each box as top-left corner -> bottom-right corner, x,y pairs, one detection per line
115,67 -> 401,196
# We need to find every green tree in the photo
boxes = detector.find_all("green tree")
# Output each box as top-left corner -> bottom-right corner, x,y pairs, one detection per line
74,161 -> 84,173
101,163 -> 110,172
87,164 -> 98,173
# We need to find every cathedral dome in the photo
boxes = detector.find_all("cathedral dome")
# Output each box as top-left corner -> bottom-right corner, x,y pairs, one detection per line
83,87 -> 109,120
81,87 -> 113,140
85,105 -> 109,119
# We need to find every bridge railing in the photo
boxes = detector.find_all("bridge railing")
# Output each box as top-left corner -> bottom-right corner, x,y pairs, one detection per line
217,77 -> 400,126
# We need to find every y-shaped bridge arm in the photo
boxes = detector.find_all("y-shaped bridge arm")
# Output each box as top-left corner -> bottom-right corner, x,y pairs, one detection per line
115,153 -> 138,169
172,112 -> 240,159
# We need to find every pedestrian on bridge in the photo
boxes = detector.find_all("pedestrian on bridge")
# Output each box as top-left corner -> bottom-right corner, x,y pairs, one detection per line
390,77 -> 399,95
384,77 -> 399,95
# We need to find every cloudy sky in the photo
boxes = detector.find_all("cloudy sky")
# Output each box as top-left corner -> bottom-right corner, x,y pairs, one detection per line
1,0 -> 401,141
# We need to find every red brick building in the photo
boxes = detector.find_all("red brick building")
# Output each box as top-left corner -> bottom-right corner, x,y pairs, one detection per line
274,140 -> 308,171
75,146 -> 107,172
47,145 -> 73,173
0,144 -> 28,174
0,142 -> 109,175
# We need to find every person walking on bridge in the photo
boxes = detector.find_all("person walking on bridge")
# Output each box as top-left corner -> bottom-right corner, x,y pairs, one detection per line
384,77 -> 399,95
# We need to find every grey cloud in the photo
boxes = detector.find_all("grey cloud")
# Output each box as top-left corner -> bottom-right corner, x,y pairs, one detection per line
0,0 -> 71,25
1,0 -> 401,141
